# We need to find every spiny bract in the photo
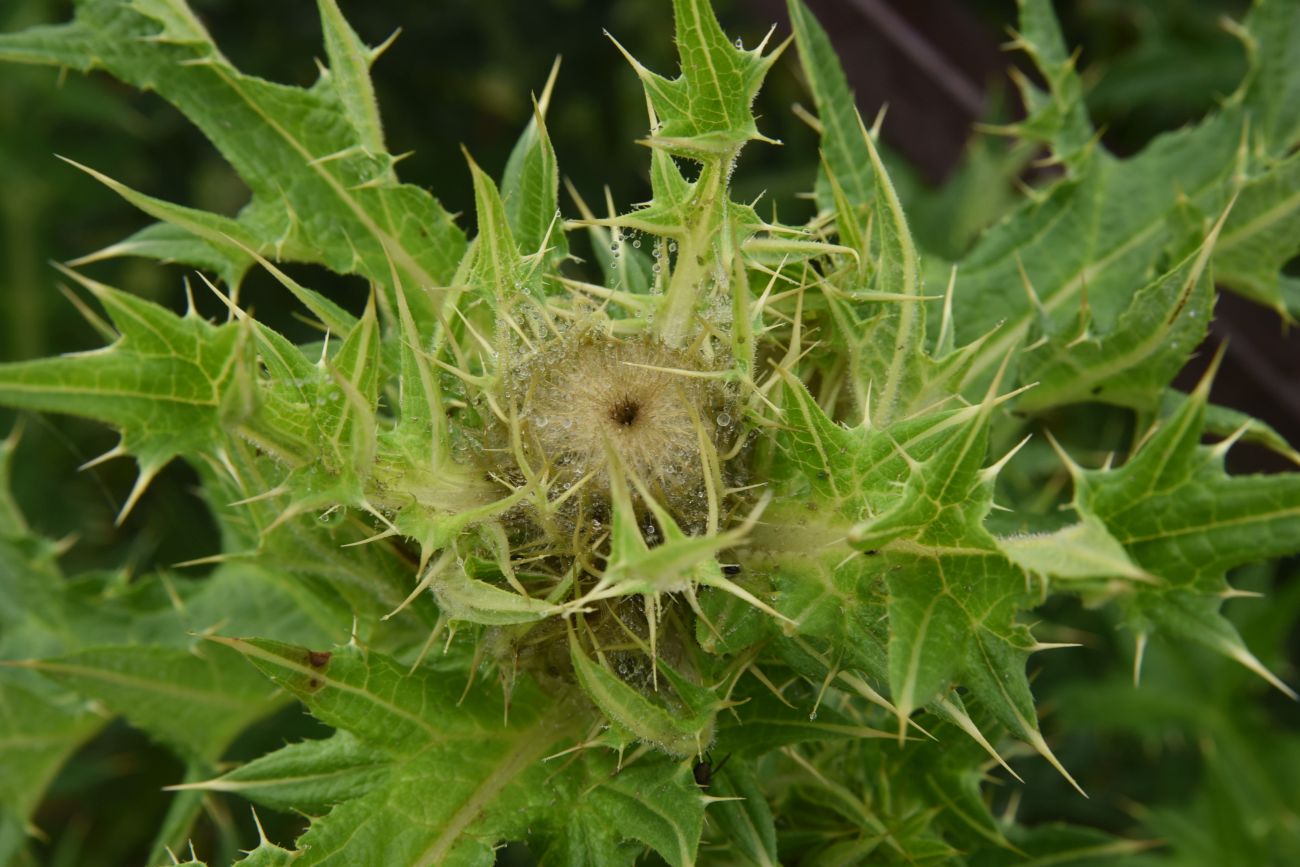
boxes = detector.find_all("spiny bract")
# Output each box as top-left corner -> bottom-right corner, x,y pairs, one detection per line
1,0 -> 1299,864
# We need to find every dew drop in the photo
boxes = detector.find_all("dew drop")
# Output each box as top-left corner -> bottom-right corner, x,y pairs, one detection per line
808,711 -> 818,721
716,412 -> 732,427
734,37 -> 743,48
632,238 -> 641,248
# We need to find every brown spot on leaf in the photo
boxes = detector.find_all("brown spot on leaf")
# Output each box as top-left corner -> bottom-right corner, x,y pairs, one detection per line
305,650 -> 331,690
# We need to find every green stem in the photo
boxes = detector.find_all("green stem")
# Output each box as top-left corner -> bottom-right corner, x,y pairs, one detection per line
656,156 -> 731,347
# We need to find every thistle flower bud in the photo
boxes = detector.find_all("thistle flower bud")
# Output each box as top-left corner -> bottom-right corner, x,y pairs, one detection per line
504,330 -> 733,522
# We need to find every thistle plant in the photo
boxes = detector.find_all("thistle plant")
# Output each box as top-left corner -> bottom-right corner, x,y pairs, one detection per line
1,0 -> 1299,865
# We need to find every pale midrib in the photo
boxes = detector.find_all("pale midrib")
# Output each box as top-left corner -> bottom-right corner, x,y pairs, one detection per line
1121,503 -> 1300,545
218,639 -> 442,742
413,707 -> 571,867
897,593 -> 940,717
208,66 -> 437,292
1219,184 -> 1300,254
0,382 -> 217,407
681,1 -> 727,126
1025,237 -> 1213,403
864,115 -> 920,430
602,783 -> 694,865
0,731 -> 90,749
199,764 -> 383,793
961,184 -> 1175,388
22,661 -> 254,709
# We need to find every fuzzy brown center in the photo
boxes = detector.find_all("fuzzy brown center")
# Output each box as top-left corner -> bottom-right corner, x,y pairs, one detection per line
609,396 -> 641,428
508,334 -> 733,511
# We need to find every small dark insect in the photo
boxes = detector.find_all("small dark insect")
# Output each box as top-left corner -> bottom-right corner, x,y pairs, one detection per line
692,752 -> 730,789
721,563 -> 741,576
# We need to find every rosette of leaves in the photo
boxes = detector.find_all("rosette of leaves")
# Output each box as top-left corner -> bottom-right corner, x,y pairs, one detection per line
0,0 -> 1298,864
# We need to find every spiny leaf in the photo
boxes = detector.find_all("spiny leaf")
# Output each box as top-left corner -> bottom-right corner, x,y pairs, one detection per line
0,0 -> 465,327
1016,203 -> 1228,412
170,730 -> 390,814
1005,0 -> 1094,159
568,626 -> 716,758
1214,149 -> 1300,317
0,270 -> 256,519
12,644 -> 279,762
1239,0 -> 1300,155
0,680 -> 103,859
998,513 -> 1154,584
317,0 -> 388,157
1070,367 -> 1300,695
703,756 -> 779,867
954,110 -> 1242,395
209,637 -> 507,755
619,0 -> 785,159
786,0 -> 873,209
851,111 -> 926,429
501,59 -> 568,272
466,148 -> 526,304
587,760 -> 705,867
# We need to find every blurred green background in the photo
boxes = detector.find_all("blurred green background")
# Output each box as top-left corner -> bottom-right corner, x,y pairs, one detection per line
3,1 -> 1296,865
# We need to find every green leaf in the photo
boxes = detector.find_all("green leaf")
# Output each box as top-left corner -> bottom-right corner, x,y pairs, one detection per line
467,149 -> 526,304
953,111 -> 1242,395
1016,208 -> 1225,412
1159,390 -> 1300,463
1007,0 -> 1094,159
15,644 -> 279,762
317,0 -> 387,156
501,61 -> 568,271
704,757 -> 779,867
0,270 -> 256,520
212,638 -> 578,864
1069,367 -> 1300,695
0,429 -> 29,539
0,0 -> 465,327
786,0 -> 872,209
211,638 -> 488,755
432,564 -> 568,626
851,114 -> 927,429
1239,0 -> 1300,155
1214,150 -> 1300,317
569,628 -> 716,758
617,0 -> 784,159
0,680 -> 102,863
587,761 -> 704,867
998,513 -> 1153,583
233,836 -> 298,867
173,730 -> 390,814
954,0 -> 1300,388
212,637 -> 707,865
716,687 -> 894,756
